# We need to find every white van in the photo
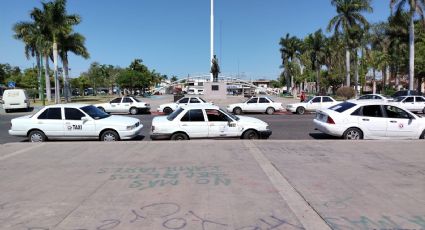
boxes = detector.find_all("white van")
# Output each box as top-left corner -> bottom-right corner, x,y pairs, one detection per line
1,89 -> 30,113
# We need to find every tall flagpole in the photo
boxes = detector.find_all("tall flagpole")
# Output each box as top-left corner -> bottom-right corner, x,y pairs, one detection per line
210,0 -> 214,82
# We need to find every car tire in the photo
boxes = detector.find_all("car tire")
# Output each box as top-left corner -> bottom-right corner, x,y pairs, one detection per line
343,128 -> 363,140
101,130 -> 120,141
233,107 -> 242,115
420,130 -> 425,139
29,130 -> 46,142
5,109 -> 10,113
171,132 -> 189,141
423,107 -> 425,114
130,107 -> 138,115
163,107 -> 173,115
266,107 -> 275,115
98,107 -> 105,112
242,130 -> 259,139
296,106 -> 305,115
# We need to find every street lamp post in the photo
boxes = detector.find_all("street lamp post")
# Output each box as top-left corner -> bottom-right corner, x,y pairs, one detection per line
210,0 -> 214,82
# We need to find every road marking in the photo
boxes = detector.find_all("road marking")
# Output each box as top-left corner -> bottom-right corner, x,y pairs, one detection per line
244,141 -> 331,230
0,143 -> 45,161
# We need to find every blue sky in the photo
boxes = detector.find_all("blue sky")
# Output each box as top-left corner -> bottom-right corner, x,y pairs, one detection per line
0,0 -> 391,80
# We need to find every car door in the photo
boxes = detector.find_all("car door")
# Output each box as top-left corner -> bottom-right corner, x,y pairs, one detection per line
121,97 -> 134,113
258,97 -> 271,112
205,109 -> 239,137
383,105 -> 417,138
321,97 -> 336,109
108,98 -> 122,112
245,97 -> 258,112
63,107 -> 96,137
306,97 -> 321,111
401,96 -> 415,111
35,107 -> 64,137
179,109 -> 209,138
415,96 -> 425,112
357,105 -> 387,138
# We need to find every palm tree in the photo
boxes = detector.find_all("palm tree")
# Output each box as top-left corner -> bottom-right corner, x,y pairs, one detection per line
304,29 -> 326,93
391,0 -> 425,90
327,0 -> 373,87
32,0 -> 81,103
58,32 -> 89,102
279,33 -> 302,94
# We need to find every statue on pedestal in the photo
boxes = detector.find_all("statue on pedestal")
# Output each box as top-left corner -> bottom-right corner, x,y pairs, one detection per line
210,55 -> 220,82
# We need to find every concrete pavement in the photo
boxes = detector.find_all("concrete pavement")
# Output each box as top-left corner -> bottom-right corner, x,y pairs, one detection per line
0,140 -> 424,230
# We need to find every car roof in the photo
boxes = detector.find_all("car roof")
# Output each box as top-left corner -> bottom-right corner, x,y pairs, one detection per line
180,104 -> 219,110
44,103 -> 91,109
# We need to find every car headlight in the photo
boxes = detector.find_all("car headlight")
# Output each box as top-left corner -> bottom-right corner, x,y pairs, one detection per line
266,125 -> 270,130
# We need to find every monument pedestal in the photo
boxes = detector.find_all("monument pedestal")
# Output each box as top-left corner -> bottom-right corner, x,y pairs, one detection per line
204,82 -> 226,100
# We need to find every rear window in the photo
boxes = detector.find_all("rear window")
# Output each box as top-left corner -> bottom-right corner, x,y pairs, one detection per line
329,102 -> 356,113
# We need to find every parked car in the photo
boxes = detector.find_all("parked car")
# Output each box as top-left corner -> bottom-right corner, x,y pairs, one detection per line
95,96 -> 150,115
286,96 -> 339,114
348,94 -> 392,102
226,96 -> 283,115
8,104 -> 143,142
391,96 -> 425,113
391,90 -> 423,98
157,97 -> 212,114
0,89 -> 30,113
314,101 -> 425,139
151,104 -> 272,140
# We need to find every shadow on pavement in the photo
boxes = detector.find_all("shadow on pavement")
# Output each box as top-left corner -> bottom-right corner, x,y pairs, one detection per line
309,132 -> 340,140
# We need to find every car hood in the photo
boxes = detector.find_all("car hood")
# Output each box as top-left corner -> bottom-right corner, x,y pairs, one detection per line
237,115 -> 268,125
228,103 -> 244,107
287,102 -> 307,107
96,115 -> 140,125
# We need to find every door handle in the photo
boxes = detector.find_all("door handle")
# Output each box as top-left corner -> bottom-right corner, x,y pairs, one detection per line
390,121 -> 397,123
181,124 -> 188,126
362,118 -> 369,121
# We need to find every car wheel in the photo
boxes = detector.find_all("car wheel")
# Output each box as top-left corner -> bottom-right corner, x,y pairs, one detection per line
98,107 -> 105,112
171,132 -> 189,141
5,109 -> 10,113
163,107 -> 173,114
29,130 -> 46,142
423,107 -> 425,114
266,107 -> 275,115
101,130 -> 120,141
343,128 -> 363,140
420,130 -> 425,139
296,107 -> 305,115
242,130 -> 259,139
130,107 -> 138,115
233,107 -> 242,115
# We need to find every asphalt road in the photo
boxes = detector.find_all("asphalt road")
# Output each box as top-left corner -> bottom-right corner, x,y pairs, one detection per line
0,109 -> 335,143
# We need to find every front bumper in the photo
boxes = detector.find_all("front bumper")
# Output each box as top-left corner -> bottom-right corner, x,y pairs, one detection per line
259,130 -> 272,139
8,130 -> 27,137
118,125 -> 143,140
150,133 -> 172,140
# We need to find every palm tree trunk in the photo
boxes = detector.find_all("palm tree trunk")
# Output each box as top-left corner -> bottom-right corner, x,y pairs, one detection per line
53,41 -> 60,104
44,55 -> 51,102
316,65 -> 320,94
36,54 -> 42,100
354,50 -> 359,97
346,49 -> 351,87
63,57 -> 71,102
409,14 -> 415,90
372,69 -> 376,94
386,66 -> 390,88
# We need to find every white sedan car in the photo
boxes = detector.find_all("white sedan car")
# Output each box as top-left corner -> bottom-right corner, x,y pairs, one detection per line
151,104 -> 272,140
348,94 -> 392,102
286,96 -> 339,114
9,104 -> 143,142
95,96 -> 150,115
226,96 -> 284,115
392,96 -> 425,113
157,97 -> 212,114
314,101 -> 425,140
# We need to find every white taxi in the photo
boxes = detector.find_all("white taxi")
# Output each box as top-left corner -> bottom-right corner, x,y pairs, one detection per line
9,104 -> 143,142
157,97 -> 212,114
314,101 -> 425,140
151,104 -> 272,140
391,96 -> 425,113
95,96 -> 150,115
226,96 -> 284,115
286,96 -> 339,114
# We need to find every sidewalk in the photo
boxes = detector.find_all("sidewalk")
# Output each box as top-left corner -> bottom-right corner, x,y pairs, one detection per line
0,140 -> 424,229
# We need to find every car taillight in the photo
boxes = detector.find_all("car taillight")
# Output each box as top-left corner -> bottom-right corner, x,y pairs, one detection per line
151,125 -> 155,132
327,116 -> 335,124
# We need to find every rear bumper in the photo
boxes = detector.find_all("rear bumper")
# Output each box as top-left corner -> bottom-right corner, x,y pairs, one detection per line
313,119 -> 344,137
150,133 -> 172,140
259,130 -> 272,139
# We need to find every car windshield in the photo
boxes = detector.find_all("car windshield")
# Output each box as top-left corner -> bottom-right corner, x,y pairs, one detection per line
167,107 -> 184,121
329,102 -> 356,113
394,97 -> 405,102
220,108 -> 240,121
132,97 -> 141,102
81,105 -> 110,119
